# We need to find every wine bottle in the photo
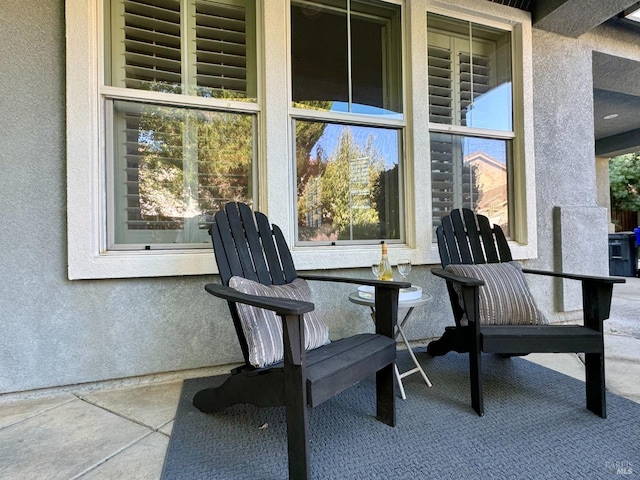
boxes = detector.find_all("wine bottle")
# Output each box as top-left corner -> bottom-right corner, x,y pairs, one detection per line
378,242 -> 393,281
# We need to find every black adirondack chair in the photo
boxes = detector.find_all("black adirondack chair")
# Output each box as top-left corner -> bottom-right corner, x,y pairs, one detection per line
195,202 -> 409,480
429,208 -> 624,417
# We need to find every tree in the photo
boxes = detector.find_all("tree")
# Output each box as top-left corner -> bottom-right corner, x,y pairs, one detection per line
135,105 -> 253,226
609,153 -> 640,212
295,105 -> 331,198
318,128 -> 385,240
297,126 -> 393,241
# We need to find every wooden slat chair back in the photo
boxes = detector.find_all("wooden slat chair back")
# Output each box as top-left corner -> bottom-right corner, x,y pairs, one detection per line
209,202 -> 296,365
437,207 -> 512,268
195,202 -> 408,479
436,208 -> 512,327
430,208 -> 625,418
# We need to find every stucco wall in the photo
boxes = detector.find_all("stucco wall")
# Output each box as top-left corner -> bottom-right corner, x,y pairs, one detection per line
0,0 -> 634,395
0,0 -> 240,394
526,24 -> 640,314
526,29 -> 608,314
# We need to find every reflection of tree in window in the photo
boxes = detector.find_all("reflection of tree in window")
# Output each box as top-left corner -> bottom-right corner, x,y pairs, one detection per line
295,104 -> 331,199
297,126 -> 397,242
118,103 -> 252,241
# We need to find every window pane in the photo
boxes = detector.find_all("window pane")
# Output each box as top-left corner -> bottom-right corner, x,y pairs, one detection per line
427,13 -> 512,131
110,100 -> 254,247
431,133 -> 510,236
291,1 -> 348,110
296,120 -> 401,243
291,0 -> 402,116
107,0 -> 257,101
194,0 -> 257,100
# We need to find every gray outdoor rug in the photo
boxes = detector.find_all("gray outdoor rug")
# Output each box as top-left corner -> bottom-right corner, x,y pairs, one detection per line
162,350 -> 639,479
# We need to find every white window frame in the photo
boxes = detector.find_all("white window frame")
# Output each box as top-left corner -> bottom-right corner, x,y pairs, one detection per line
423,1 -> 537,264
66,0 -> 535,279
66,0 -> 260,279
281,0 -> 421,270
105,0 -> 259,250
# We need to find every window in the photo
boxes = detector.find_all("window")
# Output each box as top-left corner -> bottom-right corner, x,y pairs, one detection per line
290,0 -> 404,245
104,0 -> 257,249
427,12 -> 513,237
108,101 -> 255,247
67,0 -> 535,278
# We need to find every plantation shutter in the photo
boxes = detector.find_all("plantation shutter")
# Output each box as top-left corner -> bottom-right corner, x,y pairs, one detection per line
195,1 -> 249,97
115,0 -> 251,98
111,0 -> 254,242
427,45 -> 453,124
428,33 -> 491,228
428,42 -> 454,227
458,52 -> 490,127
430,133 -> 456,225
120,0 -> 182,92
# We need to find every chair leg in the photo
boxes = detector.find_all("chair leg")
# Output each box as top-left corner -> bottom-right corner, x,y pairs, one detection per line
281,313 -> 311,480
585,352 -> 606,418
469,344 -> 484,417
376,363 -> 396,427
284,365 -> 310,480
462,286 -> 484,416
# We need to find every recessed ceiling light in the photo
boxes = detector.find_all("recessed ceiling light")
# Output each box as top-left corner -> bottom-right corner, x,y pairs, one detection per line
625,8 -> 640,22
603,113 -> 619,120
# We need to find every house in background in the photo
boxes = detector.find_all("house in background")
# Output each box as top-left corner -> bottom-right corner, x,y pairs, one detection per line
2,0 -> 640,397
465,151 -> 508,231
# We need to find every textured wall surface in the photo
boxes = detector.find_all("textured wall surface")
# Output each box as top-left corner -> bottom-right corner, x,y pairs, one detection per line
526,29 -> 602,316
526,25 -> 640,316
0,0 -> 634,395
0,1 -> 238,394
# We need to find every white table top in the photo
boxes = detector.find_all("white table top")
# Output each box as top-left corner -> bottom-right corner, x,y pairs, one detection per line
348,290 -> 432,308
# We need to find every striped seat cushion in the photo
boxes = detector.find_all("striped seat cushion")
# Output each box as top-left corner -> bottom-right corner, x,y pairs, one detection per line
229,276 -> 331,368
444,261 -> 547,326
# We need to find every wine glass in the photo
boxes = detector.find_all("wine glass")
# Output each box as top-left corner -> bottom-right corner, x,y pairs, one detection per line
371,263 -> 381,280
396,259 -> 412,282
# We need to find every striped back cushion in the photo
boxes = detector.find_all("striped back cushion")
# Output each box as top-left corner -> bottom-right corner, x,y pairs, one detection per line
228,276 -> 330,368
444,261 -> 547,326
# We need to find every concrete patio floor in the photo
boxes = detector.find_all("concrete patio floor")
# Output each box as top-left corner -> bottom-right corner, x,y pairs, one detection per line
1,277 -> 638,479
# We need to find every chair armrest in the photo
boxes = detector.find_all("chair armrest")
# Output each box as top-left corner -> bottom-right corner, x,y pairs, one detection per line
523,269 -> 625,329
430,268 -> 484,287
298,274 -> 407,339
431,268 -> 483,331
298,274 -> 410,290
521,269 -> 626,284
204,283 -> 314,316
